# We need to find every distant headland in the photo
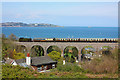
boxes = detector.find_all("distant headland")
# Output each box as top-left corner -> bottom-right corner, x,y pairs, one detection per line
0,22 -> 64,27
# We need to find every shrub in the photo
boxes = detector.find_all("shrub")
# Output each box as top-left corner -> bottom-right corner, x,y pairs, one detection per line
57,62 -> 86,73
13,52 -> 25,60
2,64 -> 36,78
48,51 -> 61,61
2,64 -> 88,78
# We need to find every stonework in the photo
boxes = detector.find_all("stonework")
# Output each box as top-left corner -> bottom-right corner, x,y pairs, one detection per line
14,42 -> 118,62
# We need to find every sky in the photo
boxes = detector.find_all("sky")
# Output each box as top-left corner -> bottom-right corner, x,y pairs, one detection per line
2,2 -> 118,27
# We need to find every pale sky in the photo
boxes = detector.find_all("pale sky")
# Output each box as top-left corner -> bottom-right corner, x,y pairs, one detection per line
2,2 -> 118,27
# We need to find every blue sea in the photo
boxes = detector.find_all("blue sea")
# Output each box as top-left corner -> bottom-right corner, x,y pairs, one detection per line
2,27 -> 118,38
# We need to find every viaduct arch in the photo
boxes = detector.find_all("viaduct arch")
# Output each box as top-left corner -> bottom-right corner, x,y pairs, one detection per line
15,42 -> 118,62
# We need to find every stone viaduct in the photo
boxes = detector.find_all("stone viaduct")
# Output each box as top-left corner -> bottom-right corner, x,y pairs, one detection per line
15,42 -> 118,61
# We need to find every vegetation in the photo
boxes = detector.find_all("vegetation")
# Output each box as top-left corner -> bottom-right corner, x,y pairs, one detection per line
2,64 -> 37,78
81,46 -> 95,55
100,46 -> 112,55
2,64 -> 88,78
64,46 -> 78,63
31,45 -> 44,57
2,34 -> 25,60
13,49 -> 25,60
81,47 -> 118,74
15,45 -> 27,56
47,45 -> 61,54
1,34 -> 119,78
81,56 -> 118,74
56,62 -> 86,73
8,33 -> 18,41
2,33 -> 16,58
2,60 -> 118,78
48,51 -> 61,61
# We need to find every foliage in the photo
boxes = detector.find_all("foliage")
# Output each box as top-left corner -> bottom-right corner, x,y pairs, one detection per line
48,51 -> 61,61
2,33 -> 6,39
101,46 -> 112,55
13,52 -> 25,60
56,62 -> 87,73
72,47 -> 78,57
47,46 -> 61,54
110,47 -> 118,59
2,64 -> 88,78
64,52 -> 75,63
16,45 -> 26,53
15,45 -> 27,56
2,34 -> 16,58
31,45 -> 44,57
81,46 -> 94,54
2,64 -> 36,78
64,46 -> 78,63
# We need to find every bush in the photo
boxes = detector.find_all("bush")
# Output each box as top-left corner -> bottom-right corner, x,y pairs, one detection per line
2,64 -> 36,78
2,64 -> 88,78
57,62 -> 86,73
48,51 -> 61,61
13,52 -> 25,60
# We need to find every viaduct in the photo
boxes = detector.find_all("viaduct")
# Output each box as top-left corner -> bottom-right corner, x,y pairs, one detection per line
15,42 -> 118,61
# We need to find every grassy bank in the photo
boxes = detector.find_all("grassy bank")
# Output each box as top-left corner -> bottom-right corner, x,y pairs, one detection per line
2,62 -> 118,78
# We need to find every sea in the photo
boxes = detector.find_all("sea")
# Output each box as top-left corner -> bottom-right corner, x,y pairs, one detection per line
2,27 -> 118,39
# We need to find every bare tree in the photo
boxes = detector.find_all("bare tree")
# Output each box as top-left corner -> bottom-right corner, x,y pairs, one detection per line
8,33 -> 17,41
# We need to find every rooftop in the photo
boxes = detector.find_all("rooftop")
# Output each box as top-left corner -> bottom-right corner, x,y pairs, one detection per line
16,56 -> 57,66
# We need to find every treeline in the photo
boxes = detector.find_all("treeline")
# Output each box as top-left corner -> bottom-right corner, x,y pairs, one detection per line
2,33 -> 18,41
2,33 -> 26,59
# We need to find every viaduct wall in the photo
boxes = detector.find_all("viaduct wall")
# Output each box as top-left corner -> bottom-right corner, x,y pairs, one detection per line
15,42 -> 118,61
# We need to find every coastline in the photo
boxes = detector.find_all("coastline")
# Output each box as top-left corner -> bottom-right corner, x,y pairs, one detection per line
0,22 -> 64,27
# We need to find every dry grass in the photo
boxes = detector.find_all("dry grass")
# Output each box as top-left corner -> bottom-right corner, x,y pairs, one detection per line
82,56 -> 118,74
85,73 -> 118,78
81,47 -> 118,74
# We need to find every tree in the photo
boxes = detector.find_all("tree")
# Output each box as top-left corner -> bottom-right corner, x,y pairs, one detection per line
64,52 -> 75,63
47,46 -> 61,54
31,46 -> 44,57
9,33 -> 17,41
2,36 -> 15,58
2,33 -> 6,40
64,46 -> 77,63
72,47 -> 78,58
48,51 -> 61,61
15,45 -> 27,56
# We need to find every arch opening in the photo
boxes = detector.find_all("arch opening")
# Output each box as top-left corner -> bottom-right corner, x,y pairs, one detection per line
31,45 -> 44,57
81,46 -> 95,61
100,46 -> 112,55
15,45 -> 27,56
47,45 -> 61,54
64,46 -> 78,63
